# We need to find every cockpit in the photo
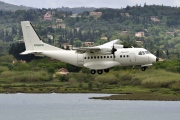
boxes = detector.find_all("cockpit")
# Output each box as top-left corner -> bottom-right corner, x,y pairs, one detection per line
138,51 -> 150,55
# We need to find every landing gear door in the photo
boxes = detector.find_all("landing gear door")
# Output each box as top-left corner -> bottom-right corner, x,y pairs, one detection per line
129,53 -> 136,63
77,54 -> 84,65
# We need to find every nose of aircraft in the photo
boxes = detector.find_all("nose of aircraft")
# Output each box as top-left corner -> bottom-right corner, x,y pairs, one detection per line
156,57 -> 159,62
149,54 -> 157,63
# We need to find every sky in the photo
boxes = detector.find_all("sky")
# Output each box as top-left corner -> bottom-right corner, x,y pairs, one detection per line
1,0 -> 180,8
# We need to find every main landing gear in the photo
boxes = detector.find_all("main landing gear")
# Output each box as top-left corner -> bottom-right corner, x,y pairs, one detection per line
90,69 -> 110,74
141,66 -> 146,71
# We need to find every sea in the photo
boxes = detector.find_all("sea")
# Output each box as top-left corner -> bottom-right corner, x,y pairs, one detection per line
0,93 -> 180,120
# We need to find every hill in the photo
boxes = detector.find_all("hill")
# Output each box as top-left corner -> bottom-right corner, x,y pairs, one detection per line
0,1 -> 34,11
57,7 -> 96,14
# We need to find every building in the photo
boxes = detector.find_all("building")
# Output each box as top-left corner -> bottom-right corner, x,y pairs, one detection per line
135,32 -> 145,37
44,12 -> 52,21
83,42 -> 94,47
120,31 -> 128,35
100,37 -> 108,40
53,68 -> 69,77
136,41 -> 143,46
120,13 -> 130,17
151,16 -> 160,22
90,12 -> 102,18
56,19 -> 63,23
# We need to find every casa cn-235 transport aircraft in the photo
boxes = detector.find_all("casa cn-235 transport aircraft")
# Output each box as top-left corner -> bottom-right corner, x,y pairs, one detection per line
20,21 -> 159,74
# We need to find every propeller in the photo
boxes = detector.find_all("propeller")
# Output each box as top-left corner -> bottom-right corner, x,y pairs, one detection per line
111,43 -> 117,60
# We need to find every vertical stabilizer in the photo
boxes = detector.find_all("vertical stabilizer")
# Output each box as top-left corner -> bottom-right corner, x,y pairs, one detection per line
21,21 -> 61,54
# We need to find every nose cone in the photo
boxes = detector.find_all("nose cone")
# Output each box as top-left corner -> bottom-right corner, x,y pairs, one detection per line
156,57 -> 159,62
149,54 -> 157,63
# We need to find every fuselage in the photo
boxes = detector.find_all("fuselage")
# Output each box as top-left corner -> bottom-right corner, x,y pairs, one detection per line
41,48 -> 156,70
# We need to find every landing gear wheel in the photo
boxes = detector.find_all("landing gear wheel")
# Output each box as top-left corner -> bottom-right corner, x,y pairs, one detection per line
90,70 -> 96,74
104,69 -> 109,73
141,67 -> 146,71
97,70 -> 103,74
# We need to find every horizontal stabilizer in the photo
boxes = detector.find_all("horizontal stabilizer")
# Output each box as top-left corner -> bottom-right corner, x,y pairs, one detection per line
20,51 -> 42,55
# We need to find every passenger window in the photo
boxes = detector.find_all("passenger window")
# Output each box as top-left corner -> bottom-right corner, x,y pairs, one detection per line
88,57 -> 90,59
110,56 -> 112,58
84,57 -> 86,59
127,55 -> 129,57
123,55 -> 125,58
138,51 -> 142,55
101,56 -> 103,59
107,56 -> 109,58
91,56 -> 93,59
104,56 -> 106,58
94,56 -> 96,59
120,55 -> 122,58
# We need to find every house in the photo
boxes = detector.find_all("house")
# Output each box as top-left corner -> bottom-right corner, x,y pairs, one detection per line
90,12 -> 102,18
120,13 -> 130,17
100,37 -> 108,40
151,16 -> 160,22
70,14 -> 81,18
136,41 -> 143,46
57,23 -> 66,29
53,68 -> 69,77
120,31 -> 128,35
57,68 -> 69,75
56,19 -> 63,23
47,35 -> 53,40
83,42 -> 94,47
44,12 -> 52,20
135,32 -> 145,37
166,32 -> 174,36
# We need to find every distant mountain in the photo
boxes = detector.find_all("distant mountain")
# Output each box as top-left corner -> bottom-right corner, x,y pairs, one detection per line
0,1 -> 34,11
57,7 -> 97,14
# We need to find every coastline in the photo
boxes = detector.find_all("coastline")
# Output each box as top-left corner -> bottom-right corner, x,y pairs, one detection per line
1,86 -> 180,101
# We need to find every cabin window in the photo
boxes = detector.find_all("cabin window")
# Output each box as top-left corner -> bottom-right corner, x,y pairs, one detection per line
104,56 -> 106,58
123,55 -> 125,58
94,56 -> 96,59
138,51 -> 142,55
84,57 -> 86,59
110,56 -> 112,58
91,56 -> 93,59
101,56 -> 103,59
97,56 -> 99,59
120,55 -> 122,58
107,56 -> 109,58
127,55 -> 129,57
88,57 -> 90,59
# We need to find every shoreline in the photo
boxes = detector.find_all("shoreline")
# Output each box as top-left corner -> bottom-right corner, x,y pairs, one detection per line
1,88 -> 180,101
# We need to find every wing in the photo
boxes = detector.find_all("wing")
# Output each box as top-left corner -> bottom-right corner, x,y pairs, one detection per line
74,39 -> 119,54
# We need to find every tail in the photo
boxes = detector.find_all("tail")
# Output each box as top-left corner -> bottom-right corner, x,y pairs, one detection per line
20,21 -> 61,55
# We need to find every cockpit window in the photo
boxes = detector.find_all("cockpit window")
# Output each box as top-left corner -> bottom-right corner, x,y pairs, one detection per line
142,51 -> 145,55
145,51 -> 150,54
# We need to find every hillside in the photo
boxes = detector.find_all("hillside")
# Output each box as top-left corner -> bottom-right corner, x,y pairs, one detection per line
0,1 -> 34,11
57,7 -> 96,14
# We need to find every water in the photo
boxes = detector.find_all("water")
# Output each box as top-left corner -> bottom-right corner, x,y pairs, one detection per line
0,93 -> 180,120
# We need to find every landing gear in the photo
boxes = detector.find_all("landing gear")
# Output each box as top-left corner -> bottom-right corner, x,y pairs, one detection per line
90,69 -> 108,74
104,69 -> 109,73
90,69 -> 96,74
141,67 -> 146,71
97,70 -> 103,74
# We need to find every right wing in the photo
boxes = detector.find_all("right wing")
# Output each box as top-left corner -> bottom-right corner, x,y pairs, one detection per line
73,39 -> 120,54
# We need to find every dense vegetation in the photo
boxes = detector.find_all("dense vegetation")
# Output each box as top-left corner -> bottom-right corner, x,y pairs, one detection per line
0,4 -> 179,99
